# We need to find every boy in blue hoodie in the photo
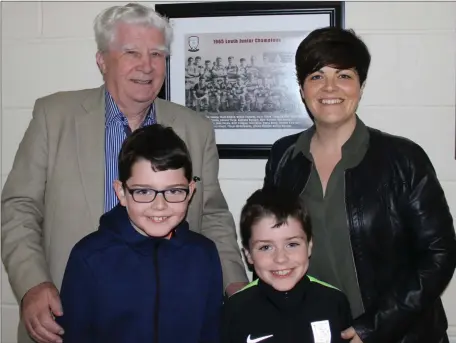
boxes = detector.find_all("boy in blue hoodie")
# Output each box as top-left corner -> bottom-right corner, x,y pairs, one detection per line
57,124 -> 223,343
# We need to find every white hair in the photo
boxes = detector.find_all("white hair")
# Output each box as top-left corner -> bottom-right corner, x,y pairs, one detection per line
93,3 -> 173,53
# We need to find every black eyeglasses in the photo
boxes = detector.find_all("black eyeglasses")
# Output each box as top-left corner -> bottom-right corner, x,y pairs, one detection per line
124,186 -> 190,203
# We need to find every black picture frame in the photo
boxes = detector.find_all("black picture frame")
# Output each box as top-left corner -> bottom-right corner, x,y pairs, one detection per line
156,1 -> 344,159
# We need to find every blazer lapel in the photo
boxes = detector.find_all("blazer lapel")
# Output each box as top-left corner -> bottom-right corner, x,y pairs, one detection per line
155,98 -> 178,127
75,86 -> 105,228
154,98 -> 192,146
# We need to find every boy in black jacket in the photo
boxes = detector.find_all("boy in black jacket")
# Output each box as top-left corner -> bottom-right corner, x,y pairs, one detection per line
222,188 -> 352,343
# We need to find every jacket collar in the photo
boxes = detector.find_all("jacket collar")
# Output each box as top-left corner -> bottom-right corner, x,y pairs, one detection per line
99,204 -> 190,255
258,274 -> 311,311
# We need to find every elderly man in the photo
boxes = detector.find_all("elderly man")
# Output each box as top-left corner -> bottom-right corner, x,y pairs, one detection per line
1,3 -> 248,343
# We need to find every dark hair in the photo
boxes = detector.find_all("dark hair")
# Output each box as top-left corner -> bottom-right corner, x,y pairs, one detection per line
118,124 -> 192,184
295,27 -> 371,87
240,188 -> 312,249
295,27 -> 371,122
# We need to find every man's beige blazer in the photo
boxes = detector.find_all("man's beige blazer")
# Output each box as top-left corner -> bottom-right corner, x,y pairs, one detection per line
1,86 -> 247,343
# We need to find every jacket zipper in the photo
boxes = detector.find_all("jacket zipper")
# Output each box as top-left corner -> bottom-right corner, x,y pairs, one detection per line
153,242 -> 161,343
344,171 -> 365,313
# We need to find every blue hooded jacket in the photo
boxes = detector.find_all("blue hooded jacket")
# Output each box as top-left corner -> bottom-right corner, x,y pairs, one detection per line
58,204 -> 223,343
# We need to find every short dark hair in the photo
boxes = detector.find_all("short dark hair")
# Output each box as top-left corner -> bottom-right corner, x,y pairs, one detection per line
240,188 -> 312,250
118,124 -> 192,184
295,27 -> 371,87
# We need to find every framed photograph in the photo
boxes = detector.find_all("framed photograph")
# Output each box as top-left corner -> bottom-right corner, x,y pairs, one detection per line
156,1 -> 344,159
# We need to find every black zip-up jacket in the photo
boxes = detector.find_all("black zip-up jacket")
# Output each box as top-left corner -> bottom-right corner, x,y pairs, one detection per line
263,125 -> 456,343
222,275 -> 352,343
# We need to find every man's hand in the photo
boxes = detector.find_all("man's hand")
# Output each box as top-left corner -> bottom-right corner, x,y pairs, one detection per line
341,327 -> 363,343
21,282 -> 64,343
225,282 -> 249,297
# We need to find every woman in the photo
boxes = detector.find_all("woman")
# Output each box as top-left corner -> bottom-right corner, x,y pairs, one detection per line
263,26 -> 456,343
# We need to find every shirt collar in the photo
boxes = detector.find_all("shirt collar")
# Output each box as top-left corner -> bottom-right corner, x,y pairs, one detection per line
293,115 -> 369,161
104,89 -> 156,127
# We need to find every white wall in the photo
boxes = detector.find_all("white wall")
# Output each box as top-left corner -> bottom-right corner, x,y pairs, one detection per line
1,1 -> 456,342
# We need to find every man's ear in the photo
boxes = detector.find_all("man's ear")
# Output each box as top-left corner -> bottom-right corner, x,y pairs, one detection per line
113,180 -> 127,206
96,51 -> 107,75
308,239 -> 313,258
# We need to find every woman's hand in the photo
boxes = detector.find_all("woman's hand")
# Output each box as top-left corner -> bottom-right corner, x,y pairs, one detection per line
341,327 -> 363,343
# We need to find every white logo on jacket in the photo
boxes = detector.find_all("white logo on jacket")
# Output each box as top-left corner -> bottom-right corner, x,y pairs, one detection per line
311,320 -> 331,343
246,334 -> 273,343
